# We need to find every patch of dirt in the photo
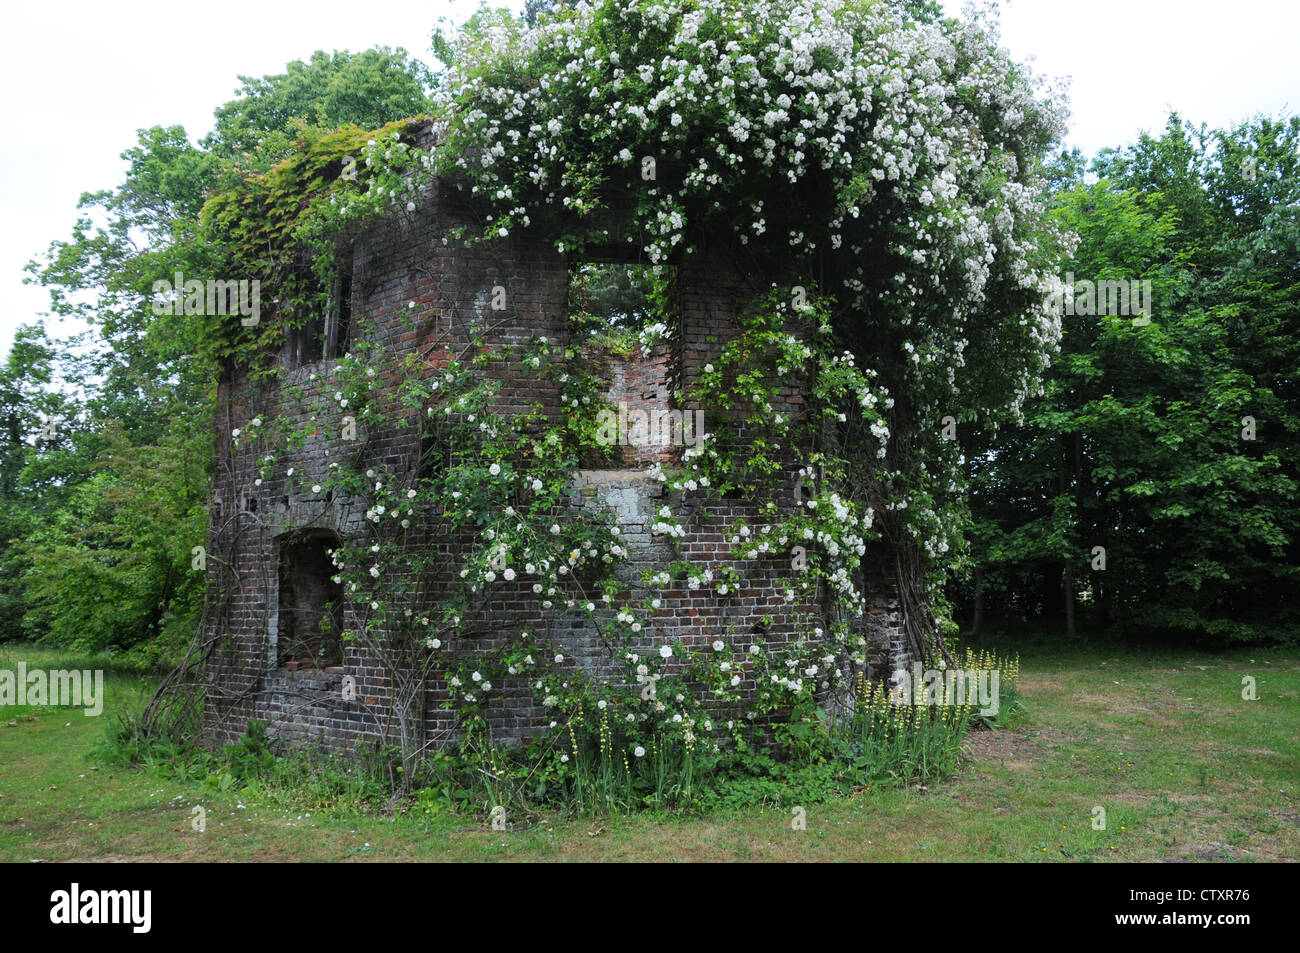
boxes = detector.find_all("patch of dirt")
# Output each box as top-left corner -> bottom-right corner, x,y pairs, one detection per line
61,853 -> 164,863
1191,843 -> 1250,861
961,727 -> 1052,769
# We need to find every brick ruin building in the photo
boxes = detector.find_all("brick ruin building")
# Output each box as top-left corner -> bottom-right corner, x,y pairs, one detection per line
201,121 -> 911,751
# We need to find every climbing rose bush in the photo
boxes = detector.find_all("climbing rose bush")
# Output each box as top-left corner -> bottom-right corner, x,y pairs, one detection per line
206,0 -> 1066,803
426,0 -> 1070,652
432,0 -> 1069,421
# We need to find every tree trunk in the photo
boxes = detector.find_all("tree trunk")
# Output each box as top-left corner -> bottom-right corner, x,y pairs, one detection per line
971,567 -> 985,640
1060,433 -> 1078,641
1063,562 -> 1077,640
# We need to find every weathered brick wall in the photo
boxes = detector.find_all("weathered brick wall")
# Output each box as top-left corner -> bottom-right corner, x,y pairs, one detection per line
202,128 -> 905,753
588,342 -> 677,466
203,163 -> 572,748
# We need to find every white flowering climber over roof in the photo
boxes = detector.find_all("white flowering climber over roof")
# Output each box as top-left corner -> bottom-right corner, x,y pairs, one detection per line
431,0 -> 1069,427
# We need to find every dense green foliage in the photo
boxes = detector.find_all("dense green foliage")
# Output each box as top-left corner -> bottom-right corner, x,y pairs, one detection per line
961,115 -> 1300,645
11,49 -> 435,661
204,48 -> 435,164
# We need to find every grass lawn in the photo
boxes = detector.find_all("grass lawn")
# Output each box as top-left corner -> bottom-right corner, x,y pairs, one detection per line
1,638 -> 1296,862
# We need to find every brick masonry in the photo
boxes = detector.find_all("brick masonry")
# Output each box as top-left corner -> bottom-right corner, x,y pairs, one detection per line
201,124 -> 908,752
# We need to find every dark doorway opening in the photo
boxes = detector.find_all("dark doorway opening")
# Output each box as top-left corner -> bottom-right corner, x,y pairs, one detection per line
277,531 -> 345,668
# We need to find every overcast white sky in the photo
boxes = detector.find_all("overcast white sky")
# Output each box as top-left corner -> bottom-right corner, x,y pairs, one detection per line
1,0 -> 1296,358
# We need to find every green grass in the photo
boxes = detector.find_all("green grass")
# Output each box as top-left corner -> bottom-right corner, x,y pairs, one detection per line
1,637 -> 1296,861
